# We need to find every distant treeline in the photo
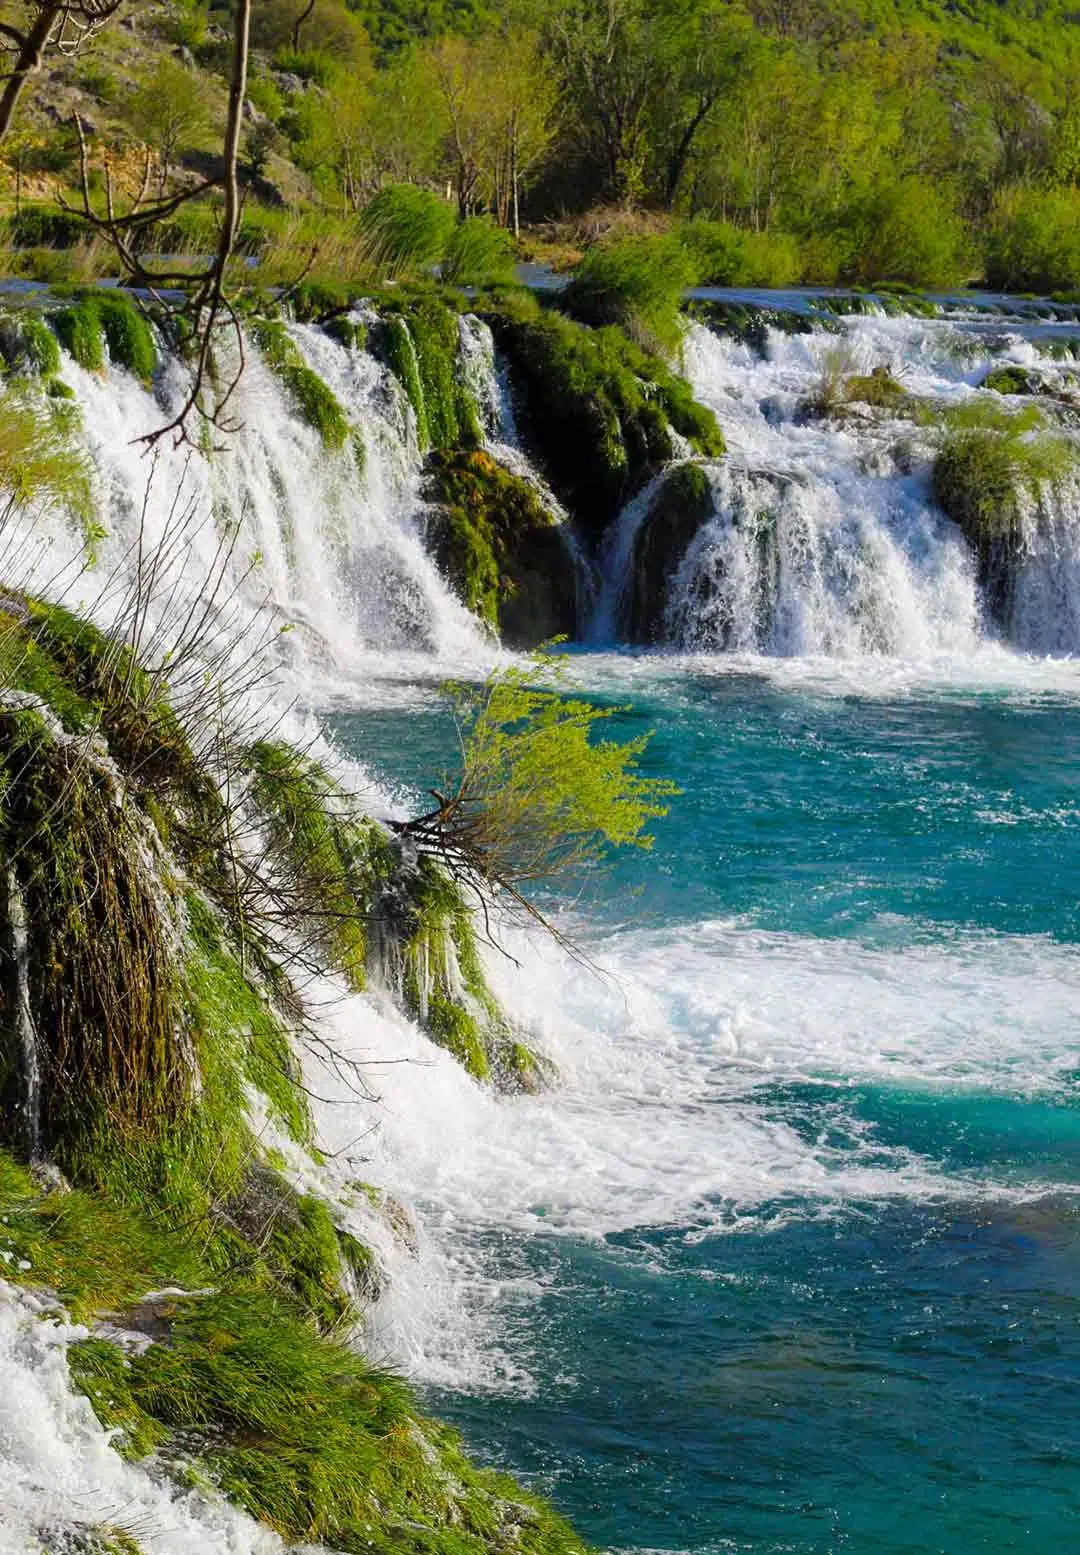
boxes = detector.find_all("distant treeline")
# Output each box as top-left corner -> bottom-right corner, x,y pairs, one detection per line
211,0 -> 1080,289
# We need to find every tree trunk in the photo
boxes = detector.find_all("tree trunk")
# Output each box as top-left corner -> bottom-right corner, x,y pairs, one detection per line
291,0 -> 315,54
0,2 -> 62,144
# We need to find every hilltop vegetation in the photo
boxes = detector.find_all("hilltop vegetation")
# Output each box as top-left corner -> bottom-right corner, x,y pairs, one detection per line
0,0 -> 1079,293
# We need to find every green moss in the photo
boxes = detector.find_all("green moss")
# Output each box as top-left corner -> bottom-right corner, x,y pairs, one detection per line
0,593 -> 578,1553
481,299 -> 723,541
48,291 -> 156,383
388,856 -> 547,1090
52,299 -> 105,373
0,313 -> 63,378
376,295 -> 480,453
0,705 -> 188,1158
244,739 -> 396,991
424,448 -> 569,643
326,316 -> 366,351
185,892 -> 310,1145
252,320 -> 349,449
93,292 -> 157,384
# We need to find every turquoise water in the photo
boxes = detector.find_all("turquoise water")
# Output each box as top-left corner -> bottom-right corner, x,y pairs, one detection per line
330,662 -> 1080,1553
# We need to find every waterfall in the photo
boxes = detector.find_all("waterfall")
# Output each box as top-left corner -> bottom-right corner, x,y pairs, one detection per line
588,313 -> 1080,657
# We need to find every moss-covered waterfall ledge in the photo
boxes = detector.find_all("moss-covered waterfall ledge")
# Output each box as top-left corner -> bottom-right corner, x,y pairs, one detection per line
0,594 -> 585,1555
0,281 -> 725,649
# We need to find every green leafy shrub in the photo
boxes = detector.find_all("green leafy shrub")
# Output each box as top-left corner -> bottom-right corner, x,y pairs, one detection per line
849,178 -> 972,290
441,217 -> 516,287
272,46 -> 335,84
401,652 -> 679,921
679,220 -> 801,289
562,234 -> 696,355
358,184 -> 456,278
985,186 -> 1080,294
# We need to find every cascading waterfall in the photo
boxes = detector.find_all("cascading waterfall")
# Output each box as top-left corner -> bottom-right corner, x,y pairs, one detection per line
592,309 -> 1080,657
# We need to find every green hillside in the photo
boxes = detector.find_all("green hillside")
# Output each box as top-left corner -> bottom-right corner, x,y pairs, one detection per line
2,0 -> 1080,291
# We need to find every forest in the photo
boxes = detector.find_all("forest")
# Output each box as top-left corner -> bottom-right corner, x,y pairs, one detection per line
4,1 -> 1080,299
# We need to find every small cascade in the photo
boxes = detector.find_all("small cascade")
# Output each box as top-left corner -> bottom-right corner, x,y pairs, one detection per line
1009,480 -> 1080,653
586,311 -> 1080,657
666,462 -> 979,657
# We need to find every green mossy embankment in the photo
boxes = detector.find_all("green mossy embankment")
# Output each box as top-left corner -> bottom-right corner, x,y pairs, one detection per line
49,290 -> 157,384
0,595 -> 578,1555
373,292 -> 482,453
424,448 -> 575,646
253,319 -> 350,448
626,462 -> 716,644
376,854 -> 549,1092
479,292 -> 724,544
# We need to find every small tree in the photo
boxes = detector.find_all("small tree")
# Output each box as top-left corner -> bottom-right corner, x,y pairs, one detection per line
128,58 -> 210,195
398,653 -> 678,927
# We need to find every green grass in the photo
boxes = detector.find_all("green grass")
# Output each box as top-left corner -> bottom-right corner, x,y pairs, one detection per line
358,184 -> 457,278
562,234 -> 696,356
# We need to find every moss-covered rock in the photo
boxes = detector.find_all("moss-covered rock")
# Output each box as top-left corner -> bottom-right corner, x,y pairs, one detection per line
372,293 -> 481,453
50,291 -> 156,384
480,295 -> 723,543
252,319 -> 350,448
982,364 -> 1039,396
931,407 -> 1078,625
626,462 -> 716,643
424,448 -> 576,645
373,854 -> 549,1091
